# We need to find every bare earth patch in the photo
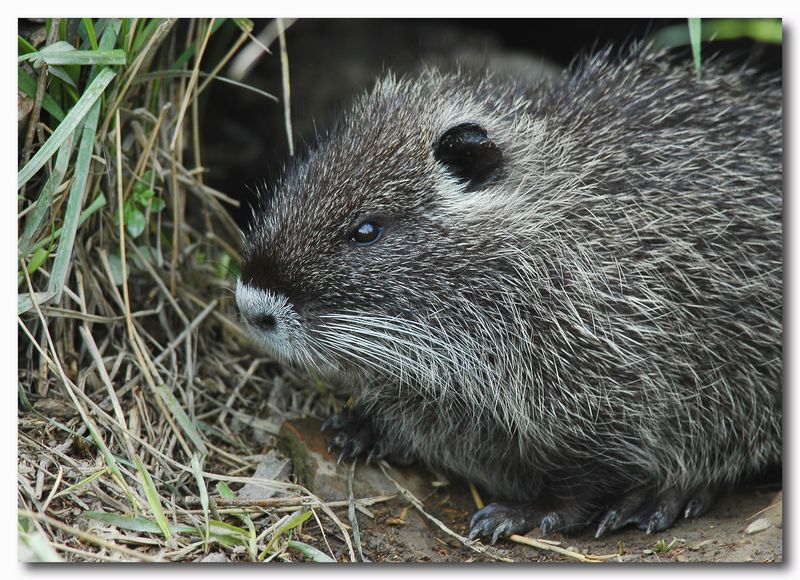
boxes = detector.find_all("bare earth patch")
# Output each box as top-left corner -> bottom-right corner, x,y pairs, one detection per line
280,418 -> 782,563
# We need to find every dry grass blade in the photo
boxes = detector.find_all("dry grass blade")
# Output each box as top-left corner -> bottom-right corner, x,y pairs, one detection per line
17,17 -> 360,563
378,463 -> 514,562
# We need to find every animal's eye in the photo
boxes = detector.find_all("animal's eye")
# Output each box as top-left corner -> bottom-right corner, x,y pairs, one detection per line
350,221 -> 384,246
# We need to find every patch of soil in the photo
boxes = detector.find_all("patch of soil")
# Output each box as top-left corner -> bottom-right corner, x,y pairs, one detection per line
280,419 -> 782,563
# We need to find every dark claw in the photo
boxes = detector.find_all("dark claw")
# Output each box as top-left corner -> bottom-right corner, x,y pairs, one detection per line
322,408 -> 387,464
684,489 -> 714,519
468,510 -> 490,540
597,487 -> 714,536
366,440 -> 385,464
540,512 -> 561,537
595,510 -> 619,538
645,507 -> 670,535
468,503 -> 539,543
490,520 -> 511,544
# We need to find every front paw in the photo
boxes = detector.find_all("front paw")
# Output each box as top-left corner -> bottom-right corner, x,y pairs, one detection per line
321,408 -> 386,464
468,503 -> 540,544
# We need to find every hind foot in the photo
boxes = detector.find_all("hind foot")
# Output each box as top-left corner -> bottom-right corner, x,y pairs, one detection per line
321,408 -> 386,464
469,502 -> 597,543
595,487 -> 714,537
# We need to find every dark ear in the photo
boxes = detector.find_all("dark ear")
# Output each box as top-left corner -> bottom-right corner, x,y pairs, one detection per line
434,123 -> 503,188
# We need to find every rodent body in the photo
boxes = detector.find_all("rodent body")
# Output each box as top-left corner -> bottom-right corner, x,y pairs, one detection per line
236,47 -> 782,539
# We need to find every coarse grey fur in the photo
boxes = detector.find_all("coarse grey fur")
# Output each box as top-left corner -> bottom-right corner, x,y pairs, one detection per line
236,47 -> 782,538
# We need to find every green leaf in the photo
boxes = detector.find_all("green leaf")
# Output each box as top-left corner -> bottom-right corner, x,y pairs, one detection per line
83,511 -> 195,535
82,19 -> 99,50
190,455 -> 210,541
107,254 -> 128,286
18,67 -> 116,189
688,18 -> 702,80
704,18 -> 782,44
150,196 -> 166,212
215,252 -> 230,279
18,527 -> 62,562
46,91 -> 103,303
233,19 -> 254,33
286,540 -> 336,562
126,209 -> 146,238
17,67 -> 66,123
20,43 -> 127,66
19,128 -> 75,255
26,247 -> 50,275
24,194 -> 107,260
130,245 -> 155,271
18,35 -> 36,55
155,384 -> 209,455
45,64 -> 77,89
134,187 -> 155,204
54,467 -> 109,498
259,510 -> 313,560
215,481 -> 236,500
19,40 -> 73,65
134,455 -> 172,539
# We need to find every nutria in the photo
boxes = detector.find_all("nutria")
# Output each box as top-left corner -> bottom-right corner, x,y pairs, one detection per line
236,47 -> 782,541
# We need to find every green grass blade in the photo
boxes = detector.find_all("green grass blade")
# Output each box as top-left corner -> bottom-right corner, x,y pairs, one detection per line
155,384 -> 209,455
82,18 -> 99,50
83,511 -> 195,535
648,18 -> 780,54
18,67 -> 66,123
18,291 -> 55,316
80,414 -> 139,513
18,194 -> 107,315
688,18 -> 702,79
21,47 -> 127,66
46,95 -> 101,303
287,540 -> 336,562
18,523 -> 62,562
18,34 -> 36,55
233,19 -> 254,33
134,455 -> 172,539
130,19 -> 162,55
214,480 -> 256,559
18,67 -> 116,189
24,193 -> 106,258
19,129 -> 76,255
259,510 -> 312,560
170,19 -> 226,71
190,455 -> 210,540
206,519 -> 251,547
54,466 -> 109,498
215,481 -> 236,499
704,18 -> 782,44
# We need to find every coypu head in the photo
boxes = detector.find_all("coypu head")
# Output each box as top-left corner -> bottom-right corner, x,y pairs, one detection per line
236,69 -> 527,384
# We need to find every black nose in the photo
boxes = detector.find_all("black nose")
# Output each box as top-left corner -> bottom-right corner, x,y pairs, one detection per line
250,313 -> 277,331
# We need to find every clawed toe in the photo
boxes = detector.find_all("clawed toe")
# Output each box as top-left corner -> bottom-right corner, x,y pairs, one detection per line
469,502 -> 597,543
596,487 -> 714,537
468,503 -> 538,543
322,408 -> 385,463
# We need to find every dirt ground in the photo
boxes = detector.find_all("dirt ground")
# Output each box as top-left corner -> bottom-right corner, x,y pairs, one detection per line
342,484 -> 783,563
280,419 -> 782,563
